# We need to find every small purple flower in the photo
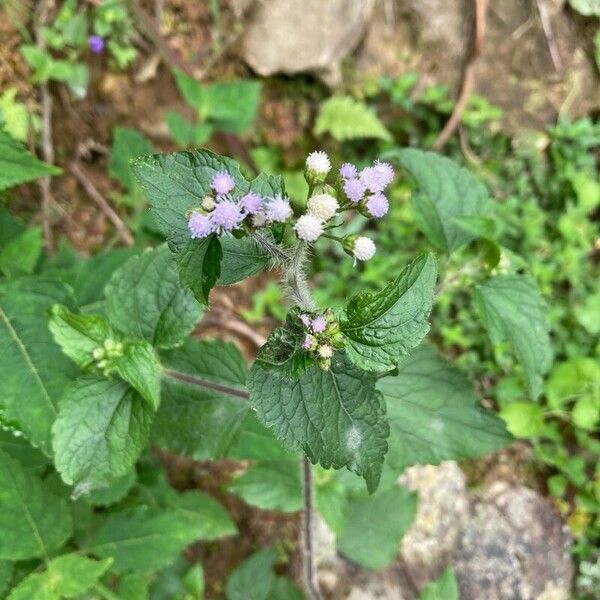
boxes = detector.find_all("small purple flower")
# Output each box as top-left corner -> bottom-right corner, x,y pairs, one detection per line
299,313 -> 311,327
360,161 -> 395,193
373,161 -> 395,188
266,195 -> 292,222
311,315 -> 327,333
239,192 -> 262,215
211,200 -> 244,230
211,171 -> 235,195
366,192 -> 389,218
188,212 -> 213,238
89,35 -> 105,54
339,162 -> 357,180
343,178 -> 366,203
303,334 -> 314,350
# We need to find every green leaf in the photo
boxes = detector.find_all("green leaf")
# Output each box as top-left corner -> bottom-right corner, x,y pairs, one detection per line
117,573 -> 150,600
85,470 -> 137,507
227,460 -> 302,512
341,253 -> 437,372
0,227 -> 43,277
150,556 -> 200,600
218,236 -> 270,286
0,87 -> 30,142
0,449 -> 72,560
568,0 -> 600,16
176,235 -> 223,305
377,344 -> 511,472
154,339 -> 249,459
338,484 -> 416,570
7,554 -> 112,600
109,127 -> 153,192
475,274 -> 551,399
419,567 -> 459,600
52,376 -> 153,493
389,149 -> 492,253
0,130 -> 61,191
165,110 -> 213,146
0,277 -> 77,454
225,548 -> 277,600
0,561 -> 14,598
87,507 -> 215,574
500,402 -> 545,438
268,577 -> 304,600
314,96 -> 391,141
249,349 -> 389,493
0,429 -> 49,474
545,357 -> 600,410
105,246 -> 203,349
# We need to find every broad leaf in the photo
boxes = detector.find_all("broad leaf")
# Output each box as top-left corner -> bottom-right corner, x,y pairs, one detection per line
52,376 -> 153,493
0,429 -> 49,474
109,127 -> 153,192
87,507 -> 214,573
0,449 -> 72,560
377,344 -> 511,472
475,274 -> 551,399
105,246 -> 202,348
249,348 -> 389,493
0,278 -> 77,454
227,460 -> 302,512
341,253 -> 437,372
389,148 -> 492,253
0,227 -> 42,277
225,548 -> 277,600
419,567 -> 459,600
218,236 -> 270,286
114,341 -> 162,410
0,130 -> 61,191
176,235 -> 223,305
7,554 -> 112,600
338,484 -> 416,570
154,339 -> 249,459
166,110 -> 213,146
314,96 -> 391,141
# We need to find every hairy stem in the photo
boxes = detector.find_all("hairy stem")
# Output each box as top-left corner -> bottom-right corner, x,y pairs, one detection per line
302,456 -> 322,599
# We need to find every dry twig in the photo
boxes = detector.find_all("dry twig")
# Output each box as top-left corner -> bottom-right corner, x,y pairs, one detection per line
433,0 -> 490,150
535,0 -> 563,72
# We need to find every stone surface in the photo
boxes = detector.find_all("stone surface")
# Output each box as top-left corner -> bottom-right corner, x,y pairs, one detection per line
399,462 -> 471,589
240,0 -> 375,85
454,481 -> 574,600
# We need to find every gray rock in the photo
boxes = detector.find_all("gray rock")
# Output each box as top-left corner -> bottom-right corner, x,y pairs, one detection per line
454,482 -> 574,600
400,462 -> 470,588
240,0 -> 375,85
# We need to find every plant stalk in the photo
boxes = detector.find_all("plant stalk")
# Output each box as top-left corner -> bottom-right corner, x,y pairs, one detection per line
302,456 -> 322,600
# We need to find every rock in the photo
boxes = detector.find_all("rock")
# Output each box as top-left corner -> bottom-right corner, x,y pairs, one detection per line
400,462 -> 471,588
240,0 -> 375,85
454,482 -> 574,600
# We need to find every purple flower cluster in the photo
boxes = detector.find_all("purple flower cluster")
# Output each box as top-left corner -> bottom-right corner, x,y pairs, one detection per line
339,160 -> 395,219
188,171 -> 293,239
298,310 -> 343,370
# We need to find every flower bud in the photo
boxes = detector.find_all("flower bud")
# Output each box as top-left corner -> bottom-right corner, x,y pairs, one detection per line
307,193 -> 339,222
343,235 -> 376,262
305,151 -> 331,186
201,196 -> 216,211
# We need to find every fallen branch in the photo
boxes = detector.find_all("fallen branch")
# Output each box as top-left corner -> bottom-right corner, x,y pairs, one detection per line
68,162 -> 134,247
433,0 -> 490,150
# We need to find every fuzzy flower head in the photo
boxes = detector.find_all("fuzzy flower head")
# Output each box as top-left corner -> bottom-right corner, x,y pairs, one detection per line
339,162 -> 357,180
307,193 -> 339,222
306,151 -> 331,175
317,344 -> 334,359
294,214 -> 323,242
366,192 -> 389,218
252,212 -> 267,228
343,178 -> 366,203
188,212 -> 214,239
311,315 -> 327,333
266,196 -> 292,223
303,334 -> 317,351
299,313 -> 312,327
239,192 -> 262,215
211,171 -> 235,195
352,236 -> 376,261
360,161 -> 394,193
211,200 -> 244,230
89,35 -> 105,54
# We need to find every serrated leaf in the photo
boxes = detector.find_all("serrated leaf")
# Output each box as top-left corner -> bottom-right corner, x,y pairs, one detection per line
341,253 -> 437,372
314,96 -> 391,141
218,236 -> 270,286
176,235 -> 223,305
154,339 -> 248,459
475,274 -> 551,399
105,246 -> 203,349
225,548 -> 277,600
0,130 -> 61,191
87,507 -> 214,573
419,567 -> 459,600
389,148 -> 492,253
249,348 -> 389,493
0,227 -> 42,277
338,484 -> 416,570
0,277 -> 77,454
7,554 -> 112,600
109,127 -> 153,193
377,344 -> 511,472
0,449 -> 72,560
0,429 -> 50,474
52,376 -> 153,493
227,460 -> 302,512
114,341 -> 162,410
